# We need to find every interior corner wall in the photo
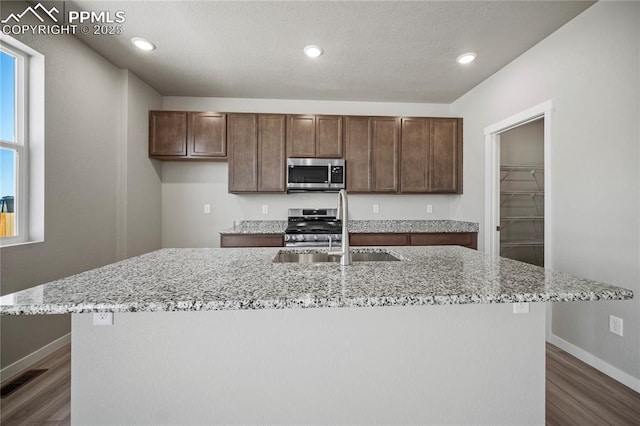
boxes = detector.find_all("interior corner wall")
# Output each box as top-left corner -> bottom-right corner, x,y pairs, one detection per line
0,3 -> 122,369
451,1 -> 640,381
124,71 -> 162,259
159,97 -> 468,248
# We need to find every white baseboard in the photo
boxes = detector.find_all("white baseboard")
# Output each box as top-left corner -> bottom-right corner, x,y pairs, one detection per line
1,333 -> 71,382
548,334 -> 640,393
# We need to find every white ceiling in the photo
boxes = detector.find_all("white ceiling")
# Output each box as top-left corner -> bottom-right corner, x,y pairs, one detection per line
70,0 -> 595,103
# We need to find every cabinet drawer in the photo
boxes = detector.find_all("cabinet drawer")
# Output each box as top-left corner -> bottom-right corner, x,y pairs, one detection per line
220,234 -> 284,248
350,233 -> 408,246
410,233 -> 472,247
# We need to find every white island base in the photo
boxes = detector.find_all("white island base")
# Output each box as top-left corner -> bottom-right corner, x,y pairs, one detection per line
72,303 -> 545,424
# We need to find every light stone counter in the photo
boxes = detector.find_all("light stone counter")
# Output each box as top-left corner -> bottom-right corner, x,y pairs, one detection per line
0,246 -> 631,315
219,219 -> 479,234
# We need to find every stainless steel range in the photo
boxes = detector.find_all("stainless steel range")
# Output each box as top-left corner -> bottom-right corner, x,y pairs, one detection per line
284,208 -> 342,247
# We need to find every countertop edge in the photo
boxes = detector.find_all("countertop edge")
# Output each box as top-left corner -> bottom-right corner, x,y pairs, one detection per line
1,290 -> 633,315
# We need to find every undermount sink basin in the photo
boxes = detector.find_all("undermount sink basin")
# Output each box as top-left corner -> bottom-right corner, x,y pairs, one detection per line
273,250 -> 400,263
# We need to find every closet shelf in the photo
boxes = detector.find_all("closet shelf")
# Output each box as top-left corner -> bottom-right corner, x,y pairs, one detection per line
501,216 -> 544,221
500,165 -> 544,172
500,191 -> 544,195
500,239 -> 544,247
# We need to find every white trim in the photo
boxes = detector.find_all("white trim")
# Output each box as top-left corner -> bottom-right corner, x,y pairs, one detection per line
483,133 -> 500,255
548,334 -> 640,393
0,333 -> 71,382
482,100 -> 554,264
0,34 -> 45,244
484,101 -> 554,339
483,100 -> 554,136
0,43 -> 28,244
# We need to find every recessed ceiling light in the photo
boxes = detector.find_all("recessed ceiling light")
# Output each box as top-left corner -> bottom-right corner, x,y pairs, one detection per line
456,52 -> 477,64
303,45 -> 323,58
131,37 -> 156,51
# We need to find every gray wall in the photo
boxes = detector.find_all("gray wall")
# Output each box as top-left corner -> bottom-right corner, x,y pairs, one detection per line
72,304 -> 545,424
0,3 -> 162,370
451,1 -> 640,382
160,97 -> 468,248
122,72 -> 163,259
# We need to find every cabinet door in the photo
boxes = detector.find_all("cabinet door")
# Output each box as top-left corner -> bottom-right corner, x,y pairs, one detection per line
220,234 -> 284,247
228,114 -> 258,192
350,233 -> 408,246
149,111 -> 187,157
258,115 -> 286,192
409,233 -> 474,247
400,117 -> 429,192
287,115 -> 315,157
316,115 -> 343,158
188,112 -> 226,157
344,116 -> 371,192
371,117 -> 399,192
429,118 -> 462,193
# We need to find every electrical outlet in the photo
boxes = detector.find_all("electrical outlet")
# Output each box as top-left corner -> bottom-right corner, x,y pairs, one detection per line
512,302 -> 530,314
427,204 -> 433,214
204,204 -> 211,214
262,205 -> 269,215
373,204 -> 379,214
609,315 -> 623,336
93,312 -> 113,326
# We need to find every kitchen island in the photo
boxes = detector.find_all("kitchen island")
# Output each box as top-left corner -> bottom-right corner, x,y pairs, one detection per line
0,246 -> 632,424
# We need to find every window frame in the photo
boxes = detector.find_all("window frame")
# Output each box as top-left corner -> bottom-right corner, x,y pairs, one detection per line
0,34 -> 44,247
1,41 -> 29,245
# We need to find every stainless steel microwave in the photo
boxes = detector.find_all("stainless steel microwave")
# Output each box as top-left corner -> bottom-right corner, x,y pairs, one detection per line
286,158 -> 346,192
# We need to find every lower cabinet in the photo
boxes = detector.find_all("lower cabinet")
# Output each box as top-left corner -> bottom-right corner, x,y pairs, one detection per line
350,232 -> 477,250
349,233 -> 408,246
220,234 -> 284,248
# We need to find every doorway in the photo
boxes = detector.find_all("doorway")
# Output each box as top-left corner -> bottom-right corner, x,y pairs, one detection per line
483,100 -> 552,269
499,119 -> 544,266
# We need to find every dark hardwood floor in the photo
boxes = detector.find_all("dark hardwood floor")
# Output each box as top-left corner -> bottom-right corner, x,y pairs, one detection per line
1,342 -> 639,425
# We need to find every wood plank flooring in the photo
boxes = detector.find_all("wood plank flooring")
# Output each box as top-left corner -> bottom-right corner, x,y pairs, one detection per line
0,344 -> 70,425
1,342 -> 639,425
546,343 -> 640,425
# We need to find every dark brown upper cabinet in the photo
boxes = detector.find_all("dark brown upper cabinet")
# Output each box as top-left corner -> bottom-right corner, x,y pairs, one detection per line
344,116 -> 371,191
228,113 -> 286,193
257,115 -> 286,192
287,115 -> 343,158
149,111 -> 226,160
400,117 -> 462,194
371,117 -> 400,192
429,118 -> 462,193
345,116 -> 399,192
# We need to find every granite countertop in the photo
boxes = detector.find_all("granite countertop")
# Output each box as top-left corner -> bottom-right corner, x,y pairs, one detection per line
220,220 -> 479,234
0,246 -> 632,315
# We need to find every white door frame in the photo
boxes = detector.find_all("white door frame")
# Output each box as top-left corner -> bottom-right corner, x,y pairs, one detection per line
483,100 -> 554,269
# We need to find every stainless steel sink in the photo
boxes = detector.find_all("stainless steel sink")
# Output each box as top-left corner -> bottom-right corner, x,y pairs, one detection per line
273,251 -> 400,263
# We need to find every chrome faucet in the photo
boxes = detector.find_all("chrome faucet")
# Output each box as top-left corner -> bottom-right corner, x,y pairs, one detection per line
329,189 -> 351,265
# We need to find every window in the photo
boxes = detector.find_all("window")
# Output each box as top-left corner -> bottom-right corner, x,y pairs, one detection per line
0,45 -> 25,242
0,36 -> 44,246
